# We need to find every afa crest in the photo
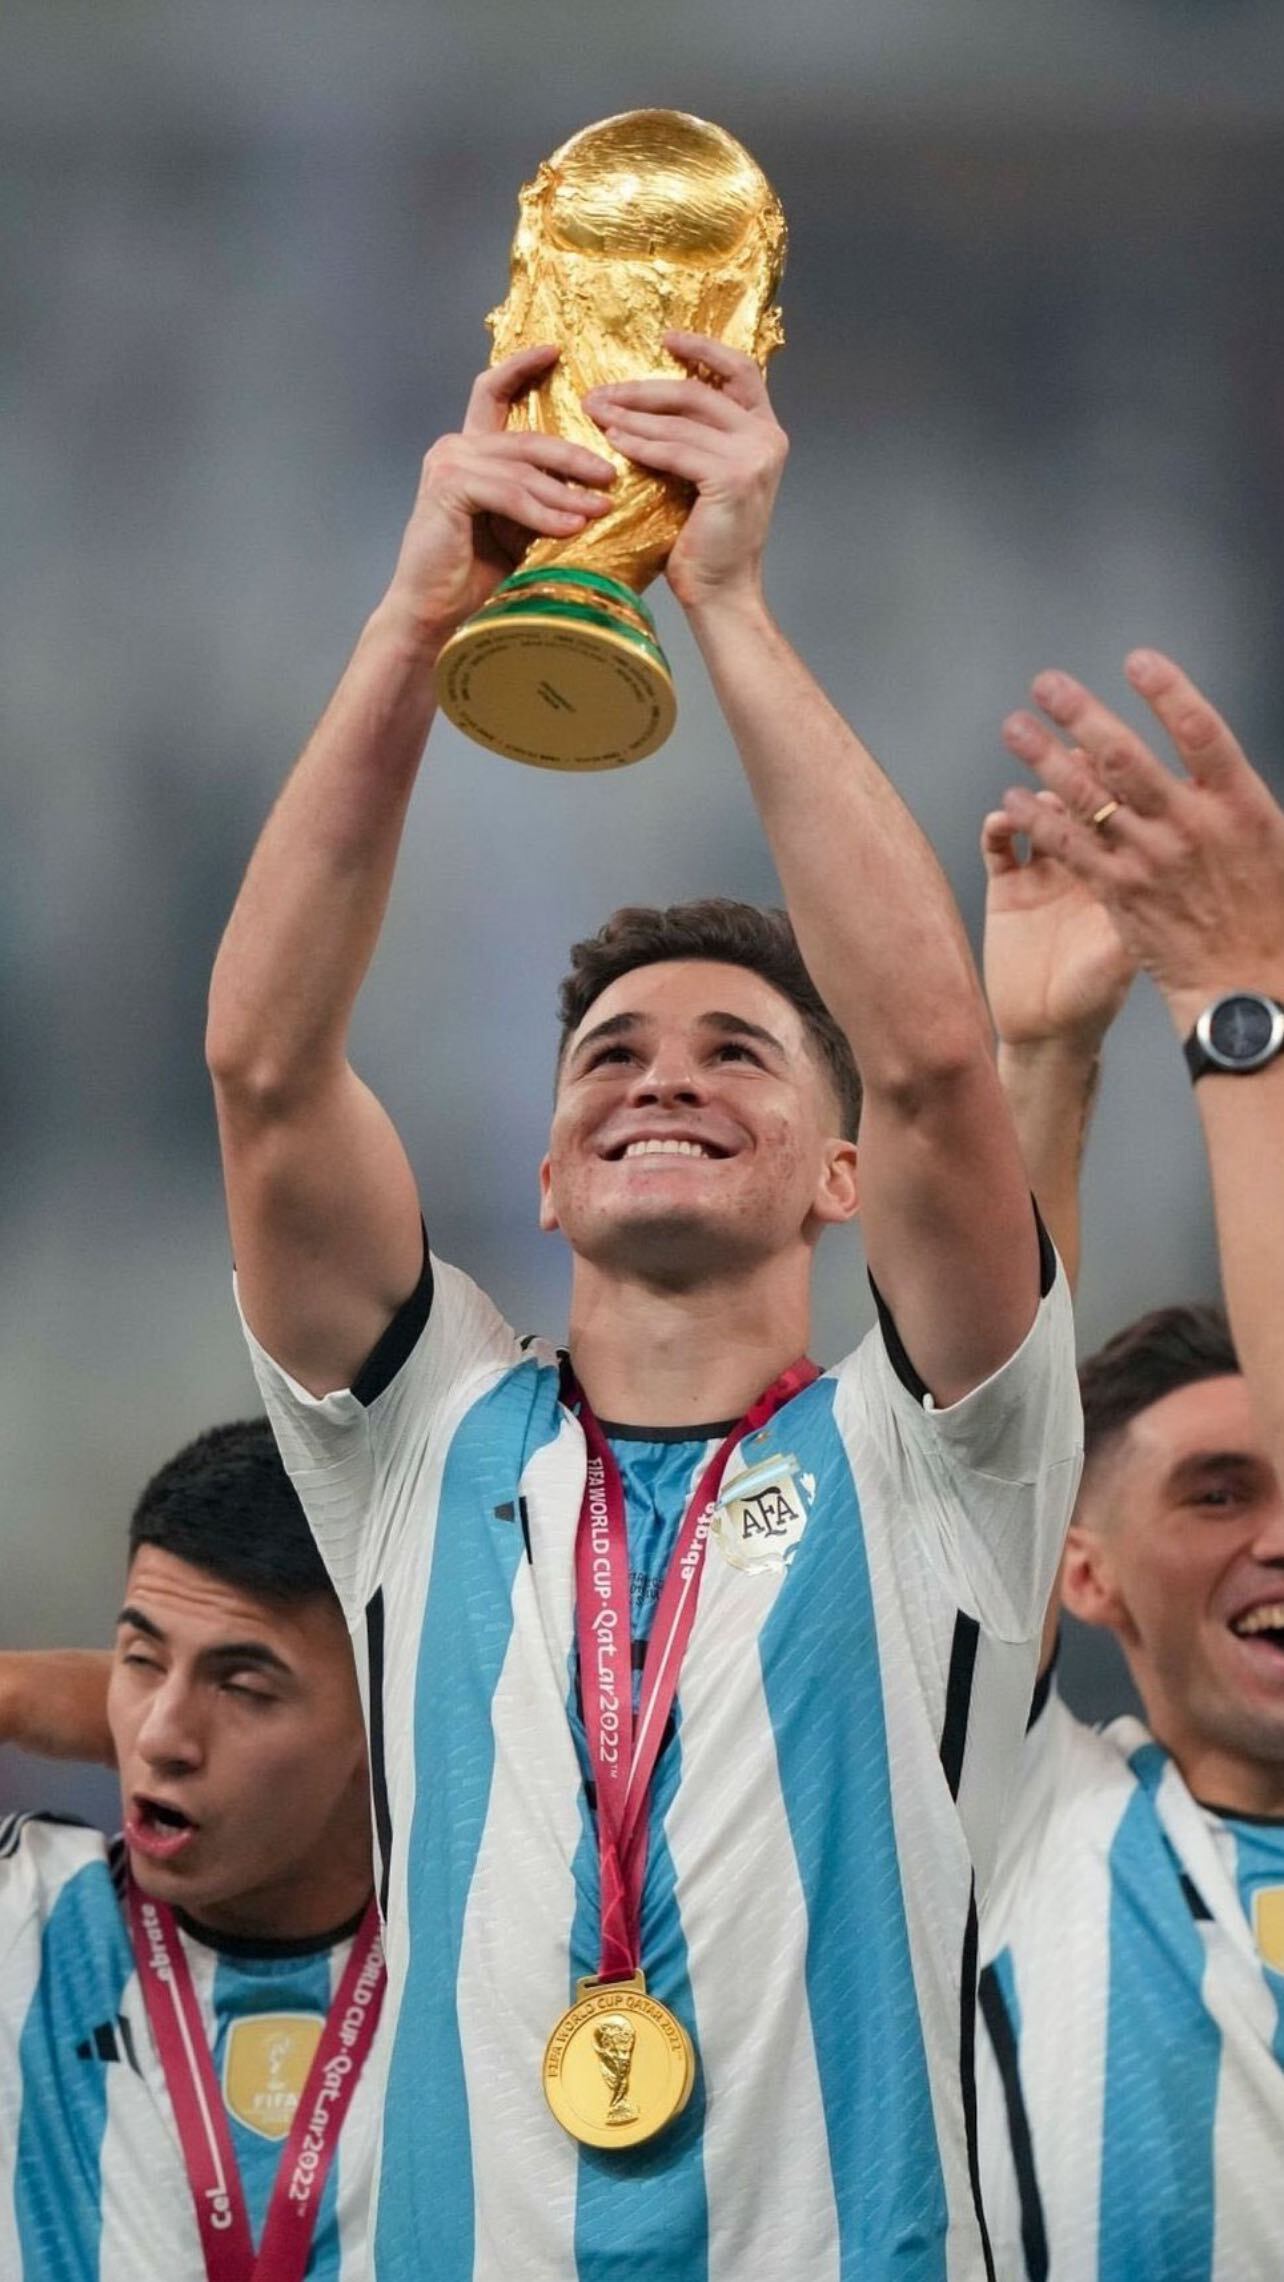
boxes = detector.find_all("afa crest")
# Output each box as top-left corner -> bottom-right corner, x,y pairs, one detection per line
713,1453 -> 815,1573
1251,1887 -> 1284,1974
222,2012 -> 324,2141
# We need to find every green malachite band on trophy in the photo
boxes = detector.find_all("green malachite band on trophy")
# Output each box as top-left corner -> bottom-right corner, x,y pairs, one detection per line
434,559 -> 677,771
496,565 -> 660,628
470,597 -> 667,661
434,591 -> 677,772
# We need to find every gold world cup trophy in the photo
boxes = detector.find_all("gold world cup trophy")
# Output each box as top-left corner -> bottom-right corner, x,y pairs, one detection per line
434,110 -> 786,771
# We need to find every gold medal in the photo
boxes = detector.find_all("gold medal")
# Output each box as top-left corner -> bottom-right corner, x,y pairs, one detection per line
542,1972 -> 696,2149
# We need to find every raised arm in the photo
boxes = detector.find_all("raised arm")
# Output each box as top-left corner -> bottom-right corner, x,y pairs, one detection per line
0,1652 -> 114,1766
207,350 -> 616,1394
981,798 -> 1135,1290
588,334 -> 1041,1404
1001,649 -> 1284,1473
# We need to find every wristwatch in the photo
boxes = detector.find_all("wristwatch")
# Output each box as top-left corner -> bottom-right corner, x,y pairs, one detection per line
1183,991 -> 1284,1081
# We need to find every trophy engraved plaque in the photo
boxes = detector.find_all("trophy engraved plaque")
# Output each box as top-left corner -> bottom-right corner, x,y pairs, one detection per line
435,109 -> 786,771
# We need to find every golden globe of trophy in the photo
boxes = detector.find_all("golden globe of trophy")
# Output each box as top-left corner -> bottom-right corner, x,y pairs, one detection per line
434,109 -> 786,771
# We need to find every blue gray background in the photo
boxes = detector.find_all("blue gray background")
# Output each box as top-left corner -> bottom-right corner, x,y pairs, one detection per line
6,0 -> 1284,1826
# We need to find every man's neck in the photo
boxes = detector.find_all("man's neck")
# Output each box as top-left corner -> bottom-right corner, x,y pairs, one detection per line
172,1807 -> 376,1946
187,1865 -> 373,1947
567,1254 -> 814,1428
1152,1722 -> 1284,1821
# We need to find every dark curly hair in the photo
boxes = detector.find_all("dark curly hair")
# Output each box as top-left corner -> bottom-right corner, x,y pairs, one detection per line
1079,1304 -> 1239,1477
556,898 -> 862,1138
129,1418 -> 335,1608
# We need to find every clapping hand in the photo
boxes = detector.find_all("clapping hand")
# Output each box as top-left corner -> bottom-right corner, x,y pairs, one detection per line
982,793 -> 1135,1055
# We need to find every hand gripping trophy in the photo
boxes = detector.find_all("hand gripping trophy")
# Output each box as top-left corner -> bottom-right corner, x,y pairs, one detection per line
434,110 -> 786,771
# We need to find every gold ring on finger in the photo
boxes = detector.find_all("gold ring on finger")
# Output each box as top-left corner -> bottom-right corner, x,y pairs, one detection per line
1091,798 -> 1122,831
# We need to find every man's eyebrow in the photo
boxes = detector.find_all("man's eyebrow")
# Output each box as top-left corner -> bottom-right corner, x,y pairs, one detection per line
117,1606 -> 164,1640
1166,1450 -> 1262,1492
695,1011 -> 786,1058
569,1008 -> 787,1066
568,1011 -> 648,1066
202,1642 -> 294,1680
115,1608 -> 293,1679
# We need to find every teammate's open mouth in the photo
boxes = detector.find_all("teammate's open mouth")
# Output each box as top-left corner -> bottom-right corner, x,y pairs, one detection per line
1229,1603 -> 1284,1660
126,1796 -> 199,1860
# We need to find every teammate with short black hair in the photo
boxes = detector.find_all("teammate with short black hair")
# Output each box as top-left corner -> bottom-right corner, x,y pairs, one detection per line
0,1419 -> 383,2280
130,1416 -> 335,1603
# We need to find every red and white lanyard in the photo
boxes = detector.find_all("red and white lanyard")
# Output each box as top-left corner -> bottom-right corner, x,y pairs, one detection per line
127,1876 -> 385,2282
565,1358 -> 819,1980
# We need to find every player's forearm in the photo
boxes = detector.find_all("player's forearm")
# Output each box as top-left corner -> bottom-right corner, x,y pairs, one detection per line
1176,1028 -> 1284,1475
688,596 -> 990,1092
996,1038 -> 1102,1293
0,1652 -> 114,1765
207,601 -> 442,1105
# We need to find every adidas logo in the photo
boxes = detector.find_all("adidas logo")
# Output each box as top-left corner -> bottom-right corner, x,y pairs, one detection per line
75,2015 -> 142,2074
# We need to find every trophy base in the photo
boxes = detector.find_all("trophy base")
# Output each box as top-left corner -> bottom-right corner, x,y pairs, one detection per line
434,569 -> 676,771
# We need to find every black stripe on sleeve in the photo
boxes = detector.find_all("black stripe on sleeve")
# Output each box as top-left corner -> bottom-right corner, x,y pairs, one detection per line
962,1889 -> 998,2282
978,1962 -> 1049,2282
940,1613 -> 980,1800
351,1221 -> 434,1409
867,1273 -> 928,1401
0,1811 -> 89,1861
1026,1635 -> 1060,1734
869,1198 -> 1056,1402
1033,1203 -> 1056,1299
117,2013 -> 142,2077
365,1588 -> 393,1920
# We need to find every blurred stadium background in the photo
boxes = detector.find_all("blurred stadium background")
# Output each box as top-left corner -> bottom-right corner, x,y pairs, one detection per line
6,0 -> 1284,1825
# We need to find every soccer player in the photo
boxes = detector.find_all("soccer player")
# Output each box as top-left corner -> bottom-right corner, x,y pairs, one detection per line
207,333 -> 1081,2279
978,785 -> 1284,2278
0,1419 -> 384,2280
1000,651 -> 1284,1494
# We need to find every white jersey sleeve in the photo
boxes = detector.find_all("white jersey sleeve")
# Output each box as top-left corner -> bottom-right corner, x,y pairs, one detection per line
236,1242 -> 532,1622
853,1249 -> 1082,1646
830,1260 -> 1081,1887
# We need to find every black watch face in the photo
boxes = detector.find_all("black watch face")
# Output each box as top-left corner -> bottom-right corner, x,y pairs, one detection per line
1209,994 -> 1277,1063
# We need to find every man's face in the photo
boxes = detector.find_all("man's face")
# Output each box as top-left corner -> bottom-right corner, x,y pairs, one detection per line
109,1546 -> 369,1935
1067,1375 -> 1284,1793
540,959 -> 858,1281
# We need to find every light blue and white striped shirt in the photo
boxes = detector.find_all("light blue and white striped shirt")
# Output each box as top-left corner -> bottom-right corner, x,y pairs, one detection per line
244,1242 -> 1079,2282
0,1816 -> 380,2280
979,1692 -> 1284,2280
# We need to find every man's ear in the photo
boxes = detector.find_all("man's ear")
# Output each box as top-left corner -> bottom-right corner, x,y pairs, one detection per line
538,1154 -> 559,1234
811,1140 -> 860,1228
1061,1521 -> 1130,1637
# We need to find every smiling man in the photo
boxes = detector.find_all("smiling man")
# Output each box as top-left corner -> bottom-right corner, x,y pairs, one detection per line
980,1313 -> 1284,2282
208,334 -> 1081,2279
977,794 -> 1284,2278
0,1420 -> 383,2280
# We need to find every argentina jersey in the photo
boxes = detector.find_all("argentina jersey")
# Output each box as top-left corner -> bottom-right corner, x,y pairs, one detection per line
241,1236 -> 1080,2281
0,1814 -> 379,2279
978,1692 -> 1284,2280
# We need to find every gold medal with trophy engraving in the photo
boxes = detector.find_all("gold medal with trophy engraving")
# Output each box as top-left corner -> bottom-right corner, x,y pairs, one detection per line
435,109 -> 786,770
546,1358 -> 817,2149
543,1971 -> 696,2149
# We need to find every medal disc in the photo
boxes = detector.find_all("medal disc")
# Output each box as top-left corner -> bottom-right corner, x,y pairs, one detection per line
543,1973 -> 696,2149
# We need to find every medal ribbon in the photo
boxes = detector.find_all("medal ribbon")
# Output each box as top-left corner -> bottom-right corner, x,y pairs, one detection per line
567,1357 -> 819,1981
127,1875 -> 385,2282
